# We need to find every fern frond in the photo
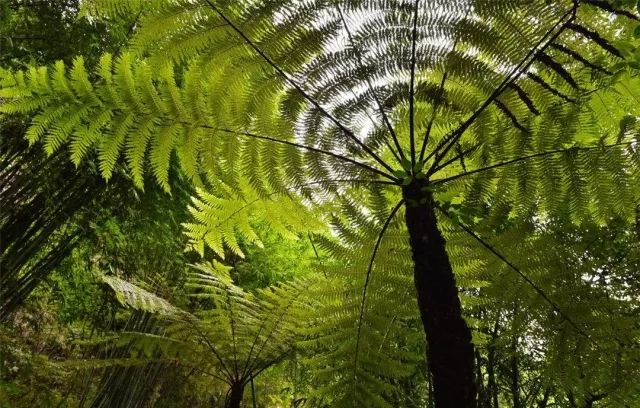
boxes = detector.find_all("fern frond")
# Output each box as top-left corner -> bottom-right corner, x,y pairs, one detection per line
102,275 -> 185,317
183,185 -> 324,259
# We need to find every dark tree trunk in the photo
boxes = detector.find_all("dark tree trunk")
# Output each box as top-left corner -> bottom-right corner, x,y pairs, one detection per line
225,383 -> 245,408
537,386 -> 551,408
403,179 -> 476,408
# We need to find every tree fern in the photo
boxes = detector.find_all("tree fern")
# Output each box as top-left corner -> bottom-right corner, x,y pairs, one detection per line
97,263 -> 314,408
3,0 -> 640,406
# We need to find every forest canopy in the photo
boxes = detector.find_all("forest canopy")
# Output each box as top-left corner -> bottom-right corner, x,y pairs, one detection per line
1,0 -> 640,407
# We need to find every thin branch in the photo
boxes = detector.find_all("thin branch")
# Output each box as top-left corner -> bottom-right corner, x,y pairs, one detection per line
0,35 -> 46,41
377,286 -> 413,353
337,5 -> 406,163
308,232 -> 320,259
191,123 -> 398,182
435,204 -> 593,342
429,3 -> 578,174
241,285 -> 305,380
409,0 -> 420,168
113,6 -> 147,56
430,142 -> 480,174
190,365 -> 229,384
240,279 -> 312,381
347,88 -> 402,163
308,232 -> 328,279
432,141 -> 634,186
353,199 -> 404,382
183,318 -> 235,381
251,378 -> 257,408
239,319 -> 268,382
201,0 -> 397,176
302,178 -> 398,186
244,349 -> 293,386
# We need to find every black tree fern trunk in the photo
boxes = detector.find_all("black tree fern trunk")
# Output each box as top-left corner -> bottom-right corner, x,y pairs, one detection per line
403,179 -> 476,408
225,383 -> 245,408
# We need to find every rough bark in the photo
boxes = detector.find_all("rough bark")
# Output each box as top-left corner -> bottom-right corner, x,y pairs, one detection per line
402,179 -> 476,408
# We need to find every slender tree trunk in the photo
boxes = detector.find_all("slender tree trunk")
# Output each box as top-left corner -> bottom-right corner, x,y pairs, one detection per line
251,378 -> 257,408
510,334 -> 521,408
537,386 -> 551,408
509,304 -> 521,408
403,179 -> 476,408
476,349 -> 489,407
225,383 -> 245,408
487,320 -> 500,408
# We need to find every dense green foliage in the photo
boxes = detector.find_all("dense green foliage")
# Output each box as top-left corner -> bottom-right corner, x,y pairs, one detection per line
2,0 -> 640,407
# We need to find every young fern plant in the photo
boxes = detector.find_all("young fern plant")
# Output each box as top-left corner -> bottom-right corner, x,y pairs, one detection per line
3,0 -> 640,406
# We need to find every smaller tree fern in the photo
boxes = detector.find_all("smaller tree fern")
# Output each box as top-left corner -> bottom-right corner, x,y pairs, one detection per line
98,263 -> 313,408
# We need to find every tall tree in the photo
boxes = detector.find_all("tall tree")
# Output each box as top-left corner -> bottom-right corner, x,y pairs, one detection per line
3,1 -> 640,406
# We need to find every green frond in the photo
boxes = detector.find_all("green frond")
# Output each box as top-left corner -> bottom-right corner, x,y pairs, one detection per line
99,112 -> 134,180
69,56 -> 99,104
70,109 -> 113,166
183,185 -> 324,259
126,115 -> 157,189
149,123 -> 181,193
101,275 -> 185,317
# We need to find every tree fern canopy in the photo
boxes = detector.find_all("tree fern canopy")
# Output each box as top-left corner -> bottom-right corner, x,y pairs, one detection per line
3,0 -> 640,215
2,0 -> 640,407
98,263 -> 317,399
